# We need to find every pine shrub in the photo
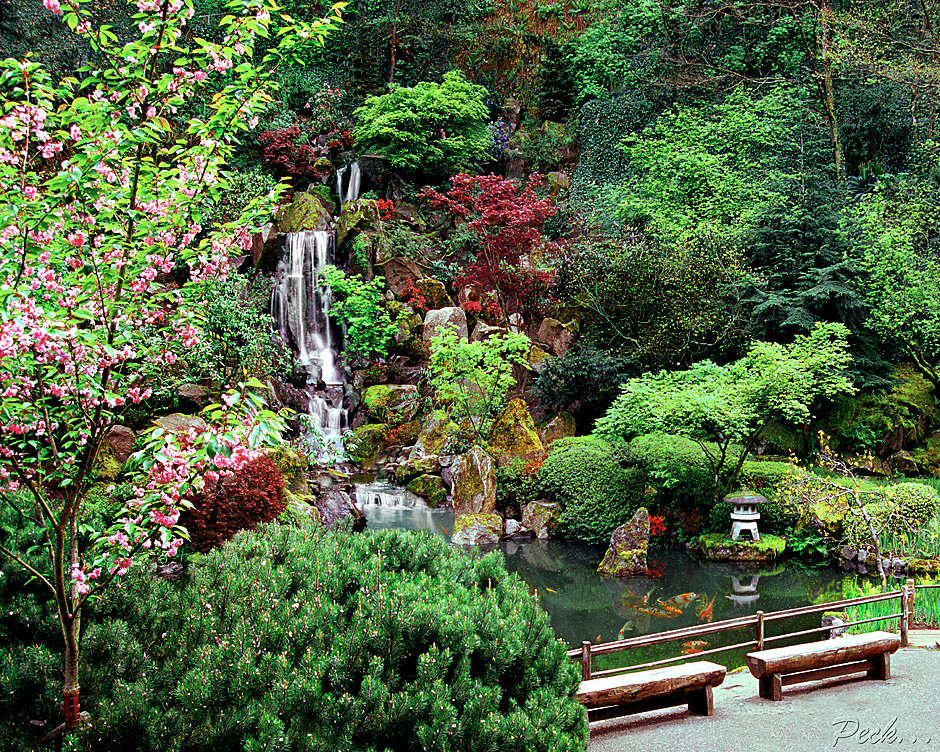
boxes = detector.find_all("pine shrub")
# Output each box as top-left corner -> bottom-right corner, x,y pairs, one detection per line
67,524 -> 588,752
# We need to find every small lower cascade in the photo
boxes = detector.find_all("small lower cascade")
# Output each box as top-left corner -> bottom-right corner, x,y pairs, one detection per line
271,230 -> 346,454
336,161 -> 361,204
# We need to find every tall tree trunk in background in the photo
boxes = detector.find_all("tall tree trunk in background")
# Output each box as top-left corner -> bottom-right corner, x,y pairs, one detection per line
816,0 -> 845,182
389,0 -> 401,86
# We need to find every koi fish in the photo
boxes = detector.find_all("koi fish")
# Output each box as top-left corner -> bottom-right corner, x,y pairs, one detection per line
683,640 -> 708,648
681,647 -> 704,655
629,604 -> 680,619
442,527 -> 448,534
595,635 -> 602,643
696,596 -> 715,623
662,592 -> 698,606
654,600 -> 684,615
617,620 -> 636,639
545,587 -> 558,594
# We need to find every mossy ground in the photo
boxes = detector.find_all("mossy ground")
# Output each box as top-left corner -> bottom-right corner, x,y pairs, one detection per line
698,533 -> 788,562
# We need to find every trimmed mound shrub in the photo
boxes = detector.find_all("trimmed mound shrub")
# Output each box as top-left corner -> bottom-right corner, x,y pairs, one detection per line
3,523 -> 587,752
537,436 -> 646,544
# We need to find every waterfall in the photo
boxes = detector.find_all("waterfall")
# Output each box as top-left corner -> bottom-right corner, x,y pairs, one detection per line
271,230 -> 347,454
336,161 -> 361,204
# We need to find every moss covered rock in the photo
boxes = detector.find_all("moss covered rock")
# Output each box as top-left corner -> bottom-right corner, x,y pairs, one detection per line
415,278 -> 452,309
335,198 -> 383,248
276,191 -> 332,233
597,507 -> 649,576
406,474 -> 448,508
538,412 -> 576,452
361,384 -> 419,424
280,489 -> 323,526
487,398 -> 543,460
521,501 -> 561,540
452,513 -> 502,545
349,423 -> 389,471
92,444 -> 122,481
451,446 -> 496,516
269,446 -> 310,494
698,533 -> 787,562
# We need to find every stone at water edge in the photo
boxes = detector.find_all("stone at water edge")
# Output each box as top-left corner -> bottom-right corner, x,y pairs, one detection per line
450,446 -> 497,515
406,474 -> 447,508
314,490 -> 366,532
597,508 -> 650,577
521,501 -> 560,540
452,513 -> 502,546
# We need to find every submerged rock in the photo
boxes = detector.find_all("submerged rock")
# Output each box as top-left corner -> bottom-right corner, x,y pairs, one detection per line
451,446 -> 496,515
597,507 -> 649,577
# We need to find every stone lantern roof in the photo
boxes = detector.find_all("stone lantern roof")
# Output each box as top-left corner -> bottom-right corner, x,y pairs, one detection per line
721,489 -> 769,505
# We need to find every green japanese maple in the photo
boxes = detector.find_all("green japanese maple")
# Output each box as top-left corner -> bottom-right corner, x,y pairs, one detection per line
595,322 -> 855,503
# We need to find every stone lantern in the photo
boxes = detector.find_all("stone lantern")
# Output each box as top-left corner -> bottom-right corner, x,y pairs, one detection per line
722,489 -> 769,541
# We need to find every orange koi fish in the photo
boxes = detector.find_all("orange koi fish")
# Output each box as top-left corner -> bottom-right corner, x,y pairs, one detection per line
696,596 -> 715,623
663,592 -> 698,606
681,647 -> 704,655
655,600 -> 684,615
629,604 -> 680,618
683,640 -> 708,648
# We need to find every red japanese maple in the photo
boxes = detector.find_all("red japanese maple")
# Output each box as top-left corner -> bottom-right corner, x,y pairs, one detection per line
421,173 -> 556,324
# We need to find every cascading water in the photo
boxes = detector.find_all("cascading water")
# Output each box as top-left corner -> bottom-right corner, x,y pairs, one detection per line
271,230 -> 346,454
336,161 -> 361,204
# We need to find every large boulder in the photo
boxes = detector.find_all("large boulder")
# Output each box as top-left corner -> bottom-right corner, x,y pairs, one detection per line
471,321 -> 509,342
423,306 -> 468,348
105,425 -> 136,465
415,279 -> 453,309
451,446 -> 496,515
276,192 -> 332,233
361,384 -> 420,424
452,513 -> 502,546
597,507 -> 650,577
409,415 -> 453,460
539,413 -> 576,452
536,317 -> 579,357
487,398 -> 543,459
406,474 -> 447,508
153,413 -> 209,435
348,423 -> 389,471
521,501 -> 560,540
335,198 -> 383,248
378,256 -> 426,295
314,490 -> 366,532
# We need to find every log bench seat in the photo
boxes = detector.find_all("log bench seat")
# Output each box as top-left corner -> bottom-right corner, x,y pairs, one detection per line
745,630 -> 901,701
575,661 -> 727,722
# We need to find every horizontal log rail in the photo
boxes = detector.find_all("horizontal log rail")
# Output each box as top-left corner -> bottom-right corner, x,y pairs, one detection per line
569,578 -> 919,681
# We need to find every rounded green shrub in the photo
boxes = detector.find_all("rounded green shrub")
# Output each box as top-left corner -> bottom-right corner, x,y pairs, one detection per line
625,433 -> 723,511
69,524 -> 586,752
885,482 -> 940,525
537,436 -> 646,544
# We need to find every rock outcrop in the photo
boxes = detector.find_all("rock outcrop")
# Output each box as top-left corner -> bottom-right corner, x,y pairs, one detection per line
597,508 -> 649,577
451,446 -> 496,515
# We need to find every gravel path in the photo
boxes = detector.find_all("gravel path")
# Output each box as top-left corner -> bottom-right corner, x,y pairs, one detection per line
588,648 -> 940,752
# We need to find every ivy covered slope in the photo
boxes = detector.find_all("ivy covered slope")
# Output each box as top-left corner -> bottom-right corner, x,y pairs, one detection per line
2,520 -> 587,752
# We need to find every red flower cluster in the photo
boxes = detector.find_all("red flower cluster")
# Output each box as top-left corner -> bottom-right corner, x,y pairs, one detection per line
649,515 -> 667,537
376,198 -> 395,222
402,280 -> 428,312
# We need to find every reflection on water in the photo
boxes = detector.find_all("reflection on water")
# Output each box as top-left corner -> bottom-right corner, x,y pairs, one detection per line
358,485 -> 858,669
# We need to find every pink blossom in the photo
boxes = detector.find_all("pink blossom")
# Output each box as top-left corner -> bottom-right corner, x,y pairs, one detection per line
43,0 -> 61,14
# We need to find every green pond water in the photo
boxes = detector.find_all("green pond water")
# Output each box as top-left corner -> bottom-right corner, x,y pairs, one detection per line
357,482 -> 866,672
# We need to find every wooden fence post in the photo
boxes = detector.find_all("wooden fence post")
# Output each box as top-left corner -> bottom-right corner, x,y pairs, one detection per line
756,611 -> 765,651
581,641 -> 592,682
900,583 -> 909,647
905,578 -> 916,646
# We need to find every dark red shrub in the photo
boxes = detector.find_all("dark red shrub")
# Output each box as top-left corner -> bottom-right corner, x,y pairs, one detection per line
258,126 -> 319,179
185,455 -> 286,552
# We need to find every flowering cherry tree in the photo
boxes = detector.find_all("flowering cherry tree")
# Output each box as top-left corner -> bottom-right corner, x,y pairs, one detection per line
0,0 -> 344,735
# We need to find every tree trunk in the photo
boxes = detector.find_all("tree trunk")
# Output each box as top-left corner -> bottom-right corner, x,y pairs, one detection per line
61,610 -> 82,729
816,1 -> 845,182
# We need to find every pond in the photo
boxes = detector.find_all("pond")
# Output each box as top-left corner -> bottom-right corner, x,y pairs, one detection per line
356,482 -> 860,672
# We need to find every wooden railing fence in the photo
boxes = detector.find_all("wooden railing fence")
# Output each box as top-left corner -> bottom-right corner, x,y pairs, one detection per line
569,578 -> 923,681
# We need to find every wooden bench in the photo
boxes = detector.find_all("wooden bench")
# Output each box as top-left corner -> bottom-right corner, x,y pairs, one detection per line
575,661 -> 727,722
746,630 -> 901,701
